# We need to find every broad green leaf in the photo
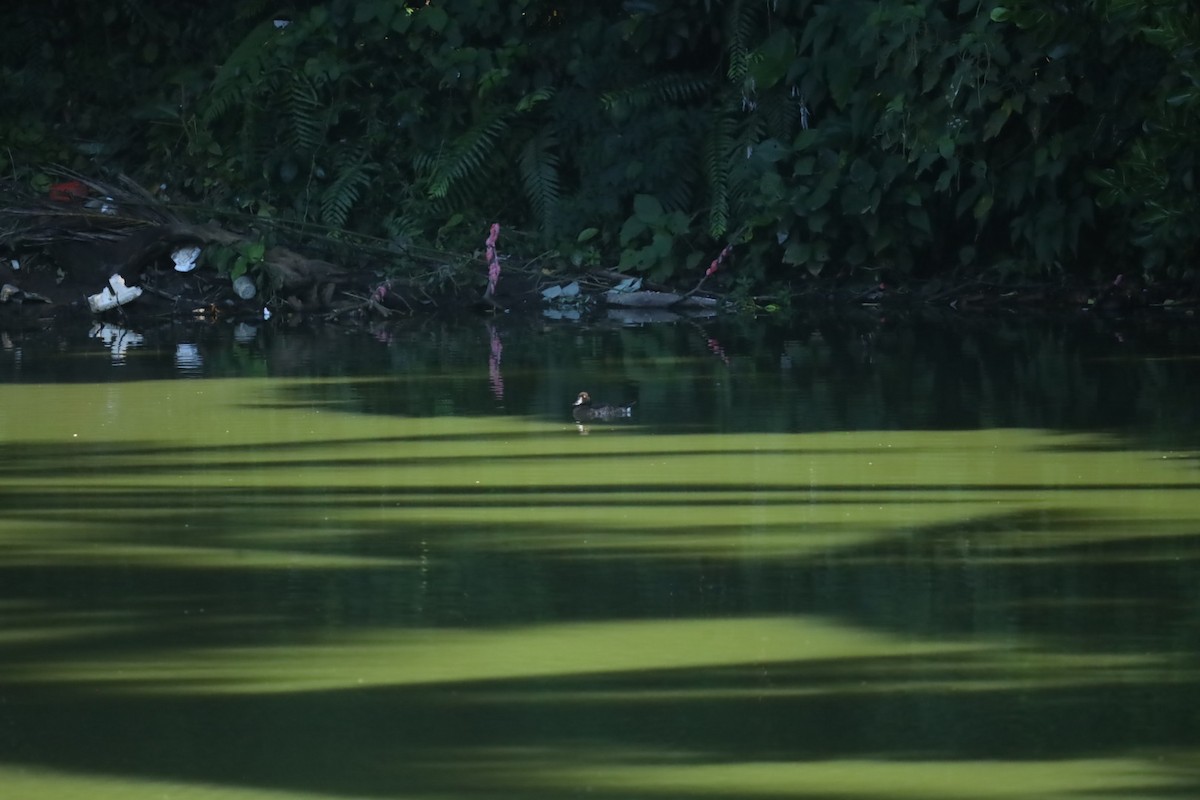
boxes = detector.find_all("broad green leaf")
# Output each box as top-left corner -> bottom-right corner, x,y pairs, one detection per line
620,216 -> 647,246
649,232 -> 673,259
752,138 -> 790,164
934,164 -> 956,192
906,207 -> 931,235
633,194 -> 664,224
849,158 -> 876,189
760,171 -> 784,198
783,240 -> 809,265
840,184 -> 871,214
973,193 -> 994,220
983,105 -> 1011,140
421,5 -> 448,33
794,129 -> 821,152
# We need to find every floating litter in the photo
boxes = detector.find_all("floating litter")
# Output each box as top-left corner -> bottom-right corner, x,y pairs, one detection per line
87,274 -> 143,313
233,275 -> 257,299
172,246 -> 201,273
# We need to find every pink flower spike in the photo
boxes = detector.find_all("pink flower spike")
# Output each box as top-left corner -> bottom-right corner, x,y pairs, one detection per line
704,244 -> 732,279
485,223 -> 502,297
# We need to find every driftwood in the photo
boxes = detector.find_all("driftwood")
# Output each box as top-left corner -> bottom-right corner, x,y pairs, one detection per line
261,246 -> 345,291
603,289 -> 719,308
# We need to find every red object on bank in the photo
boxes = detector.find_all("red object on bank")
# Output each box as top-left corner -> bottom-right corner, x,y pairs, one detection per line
48,180 -> 89,202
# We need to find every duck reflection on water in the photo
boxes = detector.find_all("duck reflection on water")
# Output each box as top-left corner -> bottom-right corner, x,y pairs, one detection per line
572,391 -> 635,425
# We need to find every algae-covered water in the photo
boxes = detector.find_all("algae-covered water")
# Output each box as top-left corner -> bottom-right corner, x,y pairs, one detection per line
1,313 -> 1197,799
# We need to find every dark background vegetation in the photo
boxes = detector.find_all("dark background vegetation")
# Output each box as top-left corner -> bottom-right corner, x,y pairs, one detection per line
3,0 -> 1197,298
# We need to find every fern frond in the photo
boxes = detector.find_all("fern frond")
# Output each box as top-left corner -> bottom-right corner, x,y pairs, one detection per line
517,87 -> 556,113
421,112 -> 511,199
320,160 -> 377,228
761,92 -> 800,140
706,107 -> 737,238
726,112 -> 769,212
726,0 -> 762,83
204,19 -> 281,124
601,73 -> 712,113
518,129 -> 561,233
287,73 -> 325,155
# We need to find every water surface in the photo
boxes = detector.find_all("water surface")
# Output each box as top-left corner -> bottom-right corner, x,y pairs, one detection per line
1,312 -> 1198,799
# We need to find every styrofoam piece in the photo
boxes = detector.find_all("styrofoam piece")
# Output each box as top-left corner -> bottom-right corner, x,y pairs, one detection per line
87,288 -> 119,313
87,274 -> 143,313
109,274 -> 142,304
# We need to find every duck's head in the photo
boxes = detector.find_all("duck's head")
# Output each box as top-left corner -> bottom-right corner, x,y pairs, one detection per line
574,391 -> 591,407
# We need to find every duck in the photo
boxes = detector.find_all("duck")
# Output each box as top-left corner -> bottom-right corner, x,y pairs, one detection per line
572,391 -> 635,422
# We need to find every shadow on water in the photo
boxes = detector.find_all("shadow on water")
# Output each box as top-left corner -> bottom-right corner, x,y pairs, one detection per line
1,313 -> 1199,798
1,460 -> 1199,796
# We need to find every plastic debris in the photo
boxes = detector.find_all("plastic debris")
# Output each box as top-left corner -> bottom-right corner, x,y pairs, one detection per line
233,275 -> 257,299
87,274 -> 143,313
84,196 -> 118,215
541,281 -> 580,300
48,180 -> 89,202
172,246 -> 201,273
1,284 -> 51,304
9,259 -> 19,271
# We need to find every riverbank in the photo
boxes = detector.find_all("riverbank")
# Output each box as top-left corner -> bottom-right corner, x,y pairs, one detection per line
2,177 -> 1197,331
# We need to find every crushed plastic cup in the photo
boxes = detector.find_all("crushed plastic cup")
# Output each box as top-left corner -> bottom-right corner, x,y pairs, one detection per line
172,246 -> 201,273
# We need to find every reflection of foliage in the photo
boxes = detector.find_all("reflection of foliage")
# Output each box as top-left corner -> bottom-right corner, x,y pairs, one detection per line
3,1 -> 1199,289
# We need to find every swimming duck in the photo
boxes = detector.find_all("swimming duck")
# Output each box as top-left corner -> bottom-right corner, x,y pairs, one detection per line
572,391 -> 634,422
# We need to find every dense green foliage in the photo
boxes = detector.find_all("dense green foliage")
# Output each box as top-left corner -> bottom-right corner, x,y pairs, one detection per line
2,0 -> 1197,291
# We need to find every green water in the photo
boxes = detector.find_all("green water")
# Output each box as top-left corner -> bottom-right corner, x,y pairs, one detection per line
1,314 -> 1198,799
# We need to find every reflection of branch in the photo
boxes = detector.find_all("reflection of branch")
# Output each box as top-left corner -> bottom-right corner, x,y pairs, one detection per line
487,323 -> 504,401
684,317 -> 731,366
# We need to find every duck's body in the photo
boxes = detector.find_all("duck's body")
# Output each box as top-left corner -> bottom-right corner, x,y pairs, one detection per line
572,391 -> 634,422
